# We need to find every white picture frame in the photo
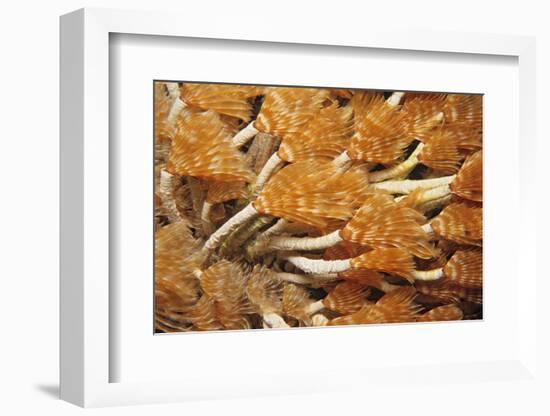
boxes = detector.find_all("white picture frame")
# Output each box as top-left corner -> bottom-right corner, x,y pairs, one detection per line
60,7 -> 539,408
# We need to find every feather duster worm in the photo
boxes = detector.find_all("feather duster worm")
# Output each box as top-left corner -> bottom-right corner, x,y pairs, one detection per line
232,87 -> 330,147
254,103 -> 353,193
282,283 -> 316,324
246,266 -> 289,328
347,92 -> 409,164
198,260 -> 253,330
155,220 -> 204,331
204,160 -> 369,251
255,161 -> 369,229
451,150 -> 483,202
317,281 -> 370,315
368,142 -> 425,183
443,94 -> 482,131
167,110 -> 255,183
155,82 -> 176,142
333,91 -> 445,168
201,181 -> 248,235
321,242 -> 401,291
411,248 -> 482,288
328,287 -> 421,325
180,83 -> 261,121
443,248 -> 483,289
283,281 -> 371,321
399,93 -> 446,142
417,304 -> 464,322
415,279 -> 482,305
419,128 -> 463,174
165,83 -> 262,133
428,203 -> 482,246
282,247 -> 417,280
190,295 -> 224,331
265,193 -> 436,259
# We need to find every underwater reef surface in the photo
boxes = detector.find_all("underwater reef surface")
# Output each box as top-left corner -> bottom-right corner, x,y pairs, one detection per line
154,83 -> 483,333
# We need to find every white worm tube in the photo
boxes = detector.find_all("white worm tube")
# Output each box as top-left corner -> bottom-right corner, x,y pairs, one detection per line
312,314 -> 329,326
379,281 -> 402,293
263,312 -> 290,328
421,223 -> 433,234
395,184 -> 451,205
246,219 -> 291,258
273,272 -> 340,285
159,169 -> 181,222
371,175 -> 456,194
263,218 -> 290,237
203,203 -> 259,251
418,194 -> 452,213
411,268 -> 444,281
253,152 -> 284,195
187,177 -> 204,216
369,143 -> 425,183
233,121 -> 260,148
267,230 -> 343,252
200,201 -> 215,236
165,82 -> 180,99
419,185 -> 451,202
387,91 -> 405,107
165,98 -> 187,128
305,300 -> 325,316
283,255 -> 352,274
332,151 -> 352,168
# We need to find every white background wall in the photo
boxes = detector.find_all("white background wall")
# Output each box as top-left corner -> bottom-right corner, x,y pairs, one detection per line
0,1 -> 547,414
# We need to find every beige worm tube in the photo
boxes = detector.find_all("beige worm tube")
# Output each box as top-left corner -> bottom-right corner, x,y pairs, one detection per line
371,175 -> 456,194
233,121 -> 260,147
203,203 -> 259,251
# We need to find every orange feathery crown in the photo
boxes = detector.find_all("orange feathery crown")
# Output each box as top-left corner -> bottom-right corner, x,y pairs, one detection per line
190,295 -> 223,331
417,304 -> 463,322
206,181 -> 248,204
180,83 -> 262,122
155,82 -> 174,143
246,266 -> 284,315
450,150 -> 482,202
444,248 -> 482,289
155,219 -> 202,280
415,278 -> 482,305
443,94 -> 482,131
399,93 -> 446,142
431,203 -> 482,246
348,92 -> 409,164
253,160 -> 370,229
440,124 -> 482,151
323,241 -> 370,261
277,103 -> 353,162
341,193 -> 436,259
199,260 -> 252,330
419,128 -> 463,174
155,220 -> 203,330
323,242 -> 388,289
350,247 -> 416,281
322,281 -> 370,315
167,110 -> 255,182
282,283 -> 313,324
254,87 -> 330,137
329,287 -> 421,325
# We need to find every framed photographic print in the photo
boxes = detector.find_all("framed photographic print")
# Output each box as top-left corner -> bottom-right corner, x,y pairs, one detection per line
153,81 -> 482,334
60,7 -> 539,408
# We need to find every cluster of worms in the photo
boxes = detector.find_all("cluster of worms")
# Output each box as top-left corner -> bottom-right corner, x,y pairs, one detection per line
154,82 -> 482,332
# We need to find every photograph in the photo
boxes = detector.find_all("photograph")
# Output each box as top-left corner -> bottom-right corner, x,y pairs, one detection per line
154,82 -> 483,333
